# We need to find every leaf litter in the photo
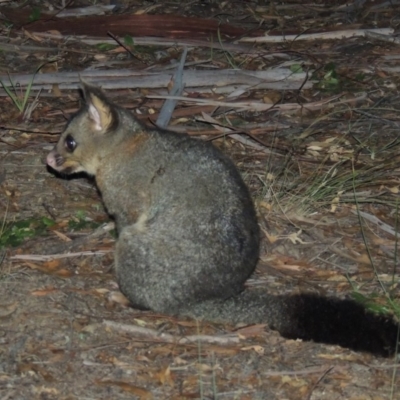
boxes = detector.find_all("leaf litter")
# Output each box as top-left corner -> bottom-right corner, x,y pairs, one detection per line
0,0 -> 400,399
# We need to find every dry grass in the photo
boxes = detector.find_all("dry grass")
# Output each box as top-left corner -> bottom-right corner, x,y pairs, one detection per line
0,0 -> 400,399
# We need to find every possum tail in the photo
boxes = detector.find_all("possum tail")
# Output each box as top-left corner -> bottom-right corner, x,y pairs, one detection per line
183,290 -> 399,357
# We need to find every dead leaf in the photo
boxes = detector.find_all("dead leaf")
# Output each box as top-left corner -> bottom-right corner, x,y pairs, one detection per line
133,318 -> 149,327
81,323 -> 101,334
195,363 -> 220,373
259,201 -> 273,211
264,230 -> 279,243
108,291 -> 130,306
285,230 -> 308,245
268,255 -> 312,272
354,253 -> 372,265
330,190 -> 344,213
31,287 -> 59,296
156,365 -> 174,386
241,345 -> 265,355
17,363 -> 55,382
97,380 -> 153,399
235,324 -> 266,338
386,185 -> 399,194
200,346 -> 239,355
42,259 -> 61,270
24,262 -> 74,278
173,357 -> 188,365
137,355 -> 152,362
0,302 -> 18,318
52,229 -> 71,242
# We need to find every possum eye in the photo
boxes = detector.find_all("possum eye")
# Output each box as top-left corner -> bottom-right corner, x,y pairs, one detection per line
65,135 -> 77,152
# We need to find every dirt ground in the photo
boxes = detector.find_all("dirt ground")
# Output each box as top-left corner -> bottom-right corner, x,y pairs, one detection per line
1,1 -> 400,399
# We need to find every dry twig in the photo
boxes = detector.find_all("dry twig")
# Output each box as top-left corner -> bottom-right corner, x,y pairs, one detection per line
102,320 -> 240,345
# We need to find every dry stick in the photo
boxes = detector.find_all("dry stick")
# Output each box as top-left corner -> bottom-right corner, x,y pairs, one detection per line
370,0 -> 400,10
305,366 -> 335,400
56,4 -> 116,17
352,108 -> 400,128
47,221 -> 116,255
107,31 -> 142,61
148,93 -> 345,112
0,42 -> 61,53
308,228 -> 365,269
102,320 -> 240,345
168,123 -> 289,139
0,125 -> 62,134
239,27 -> 394,43
351,210 -> 399,237
156,47 -> 187,128
8,222 -> 115,259
153,91 -> 368,112
9,250 -> 111,262
199,112 -> 275,153
263,365 -> 334,377
364,29 -> 400,44
19,32 -> 271,54
0,68 -> 311,92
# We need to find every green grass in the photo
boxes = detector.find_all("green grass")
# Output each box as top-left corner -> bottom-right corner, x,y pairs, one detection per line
0,58 -> 58,117
258,125 -> 400,324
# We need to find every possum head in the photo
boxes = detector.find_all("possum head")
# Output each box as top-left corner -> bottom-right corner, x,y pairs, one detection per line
46,83 -> 120,176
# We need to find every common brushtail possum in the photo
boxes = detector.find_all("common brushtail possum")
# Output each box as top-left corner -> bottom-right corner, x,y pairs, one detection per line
46,83 -> 399,356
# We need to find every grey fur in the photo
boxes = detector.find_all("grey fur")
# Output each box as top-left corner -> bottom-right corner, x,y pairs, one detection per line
46,84 -> 399,356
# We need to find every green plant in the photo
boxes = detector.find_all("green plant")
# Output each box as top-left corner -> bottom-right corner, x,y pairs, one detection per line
29,7 -> 41,22
123,35 -> 134,48
95,43 -> 117,52
314,62 -> 340,91
290,63 -> 303,73
216,28 -> 239,69
0,217 -> 55,248
351,192 -> 400,400
350,163 -> 400,316
0,73 -> 36,114
0,59 -> 57,116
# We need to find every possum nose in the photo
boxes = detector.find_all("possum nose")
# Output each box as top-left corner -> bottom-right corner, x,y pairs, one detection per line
46,150 -> 57,168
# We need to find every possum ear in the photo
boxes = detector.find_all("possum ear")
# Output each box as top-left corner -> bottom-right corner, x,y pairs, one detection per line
80,80 -> 119,133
